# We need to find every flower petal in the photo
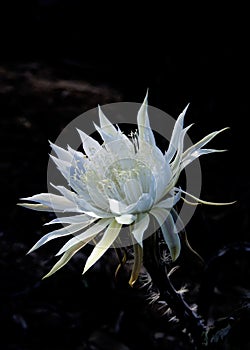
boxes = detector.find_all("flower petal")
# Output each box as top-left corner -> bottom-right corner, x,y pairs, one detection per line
115,214 -> 136,225
17,203 -> 57,212
44,214 -> 95,225
137,91 -> 156,147
27,223 -> 86,254
156,190 -> 181,209
94,123 -> 117,144
42,236 -> 94,279
150,207 -> 180,261
110,193 -> 154,216
56,218 -> 112,256
77,128 -> 102,157
165,104 -> 190,163
181,148 -> 227,170
98,105 -> 118,136
49,141 -> 73,163
83,219 -> 122,274
73,195 -> 112,218
50,183 -> 78,204
123,179 -> 143,204
125,193 -> 154,214
131,213 -> 150,247
20,193 -> 80,212
182,127 -> 229,162
50,155 -> 71,181
109,198 -> 127,215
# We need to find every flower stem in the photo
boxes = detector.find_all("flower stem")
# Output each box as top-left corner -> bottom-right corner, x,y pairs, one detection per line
143,234 -> 207,348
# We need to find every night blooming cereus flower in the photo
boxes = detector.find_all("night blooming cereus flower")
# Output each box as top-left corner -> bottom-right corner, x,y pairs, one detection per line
19,93 -> 231,285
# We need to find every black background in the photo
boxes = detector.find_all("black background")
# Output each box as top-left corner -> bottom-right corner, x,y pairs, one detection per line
0,2 -> 249,349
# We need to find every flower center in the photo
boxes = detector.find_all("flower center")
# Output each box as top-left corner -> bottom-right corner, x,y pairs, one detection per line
102,158 -> 154,204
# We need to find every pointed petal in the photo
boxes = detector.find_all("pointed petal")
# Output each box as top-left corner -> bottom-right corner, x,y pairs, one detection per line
129,243 -> 143,287
137,91 -> 156,147
20,193 -> 80,212
50,183 -> 77,204
181,148 -> 227,169
94,122 -> 116,144
49,141 -> 72,162
56,218 -> 112,255
45,214 -> 94,225
83,219 -> 122,274
150,207 -> 180,261
49,155 -> 71,181
17,203 -> 56,212
77,128 -> 102,157
170,124 -> 193,174
165,104 -> 190,162
182,127 -> 229,160
27,223 -> 86,254
98,105 -> 118,136
131,213 -> 150,247
74,195 -> 112,218
43,236 -> 94,279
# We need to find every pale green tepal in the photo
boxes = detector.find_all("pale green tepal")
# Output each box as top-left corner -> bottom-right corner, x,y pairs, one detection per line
19,93 -> 231,285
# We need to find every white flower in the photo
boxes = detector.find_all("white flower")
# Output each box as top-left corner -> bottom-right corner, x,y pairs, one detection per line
19,93 -> 231,285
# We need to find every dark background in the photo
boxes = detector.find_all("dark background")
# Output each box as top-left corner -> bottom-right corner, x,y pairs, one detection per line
0,2 -> 249,349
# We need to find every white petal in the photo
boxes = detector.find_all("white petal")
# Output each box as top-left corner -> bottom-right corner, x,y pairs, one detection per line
123,179 -> 143,204
136,141 -> 168,202
131,213 -> 150,246
50,155 -> 71,181
110,193 -> 154,216
150,207 -> 180,261
56,218 -> 112,255
77,128 -> 102,157
85,176 -> 109,210
67,145 -> 86,163
17,203 -> 59,212
109,198 -> 127,215
170,124 -> 193,175
137,91 -> 156,147
94,123 -> 116,144
125,193 -> 154,214
98,105 -> 118,136
27,223 -> 86,254
49,141 -> 72,162
20,193 -> 80,212
83,219 -> 122,274
104,138 -> 134,158
43,236 -> 93,279
156,190 -> 181,209
51,183 -> 78,204
182,127 -> 229,161
45,213 -> 95,225
73,195 -> 112,218
181,148 -> 226,169
115,214 -> 136,225
165,104 -> 190,162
